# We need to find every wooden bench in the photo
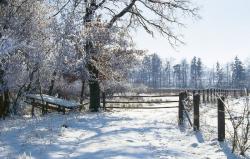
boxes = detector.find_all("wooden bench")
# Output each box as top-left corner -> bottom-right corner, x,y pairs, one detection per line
25,94 -> 82,116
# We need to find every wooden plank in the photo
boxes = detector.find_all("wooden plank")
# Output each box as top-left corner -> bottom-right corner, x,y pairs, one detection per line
107,94 -> 179,98
100,106 -> 178,109
103,101 -> 179,104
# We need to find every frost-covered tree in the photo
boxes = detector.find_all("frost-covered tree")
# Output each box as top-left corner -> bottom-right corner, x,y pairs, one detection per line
173,64 -> 181,87
164,59 -> 173,87
180,59 -> 189,88
141,55 -> 152,85
151,54 -> 162,88
232,56 -> 245,88
0,0 -> 53,115
197,58 -> 203,88
215,62 -> 224,88
190,57 -> 202,88
190,56 -> 197,88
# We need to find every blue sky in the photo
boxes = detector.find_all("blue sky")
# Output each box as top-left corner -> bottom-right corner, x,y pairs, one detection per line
133,0 -> 250,66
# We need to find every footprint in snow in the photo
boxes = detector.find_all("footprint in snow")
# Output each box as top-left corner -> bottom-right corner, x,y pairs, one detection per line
190,143 -> 199,148
209,141 -> 218,146
215,149 -> 222,152
126,139 -> 134,143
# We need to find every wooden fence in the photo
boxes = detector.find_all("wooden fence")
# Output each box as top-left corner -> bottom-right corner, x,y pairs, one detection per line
179,88 -> 249,142
101,92 -> 180,110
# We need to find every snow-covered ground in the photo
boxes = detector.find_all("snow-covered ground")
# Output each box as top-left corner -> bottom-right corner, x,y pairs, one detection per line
0,97 -> 245,159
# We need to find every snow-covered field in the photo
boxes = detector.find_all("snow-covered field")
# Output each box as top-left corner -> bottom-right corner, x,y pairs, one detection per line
0,97 -> 245,159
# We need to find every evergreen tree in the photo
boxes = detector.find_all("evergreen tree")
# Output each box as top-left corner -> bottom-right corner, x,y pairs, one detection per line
141,55 -> 152,85
190,57 -> 203,88
173,64 -> 181,87
164,60 -> 172,87
232,56 -> 245,88
180,59 -> 189,88
215,62 -> 224,88
190,57 -> 197,88
197,58 -> 203,88
151,54 -> 162,88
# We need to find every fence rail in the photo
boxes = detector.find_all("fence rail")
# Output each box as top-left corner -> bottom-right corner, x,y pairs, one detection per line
100,106 -> 178,109
102,101 -> 179,104
102,92 -> 179,110
107,94 -> 179,98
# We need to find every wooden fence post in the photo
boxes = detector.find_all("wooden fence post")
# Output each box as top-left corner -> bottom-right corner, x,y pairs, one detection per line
240,89 -> 245,97
102,92 -> 106,111
202,90 -> 205,103
193,94 -> 200,131
42,105 -> 45,115
31,99 -> 35,117
218,96 -> 225,141
45,103 -> 48,114
234,90 -> 236,98
210,89 -> 213,103
63,107 -> 66,115
207,89 -> 209,103
178,92 -> 186,125
213,89 -> 216,103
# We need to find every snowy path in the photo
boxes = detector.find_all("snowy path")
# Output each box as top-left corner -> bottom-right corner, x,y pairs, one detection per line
0,104 -> 236,159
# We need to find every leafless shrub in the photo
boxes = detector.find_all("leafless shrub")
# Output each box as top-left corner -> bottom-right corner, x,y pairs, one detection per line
224,94 -> 250,156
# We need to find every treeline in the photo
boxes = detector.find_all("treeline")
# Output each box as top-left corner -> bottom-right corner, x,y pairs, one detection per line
129,54 -> 250,89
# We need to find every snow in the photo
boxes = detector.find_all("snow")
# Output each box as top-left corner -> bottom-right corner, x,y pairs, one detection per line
0,97 -> 244,159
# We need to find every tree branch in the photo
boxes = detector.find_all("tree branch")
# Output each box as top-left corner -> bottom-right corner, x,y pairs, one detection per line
107,0 -> 137,28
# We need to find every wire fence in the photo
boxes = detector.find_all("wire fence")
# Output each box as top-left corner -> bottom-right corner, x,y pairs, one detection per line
177,88 -> 250,143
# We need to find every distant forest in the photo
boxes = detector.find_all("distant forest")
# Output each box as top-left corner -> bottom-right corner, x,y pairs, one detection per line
129,54 -> 249,89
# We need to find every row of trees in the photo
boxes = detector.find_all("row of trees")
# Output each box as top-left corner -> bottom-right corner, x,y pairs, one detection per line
130,54 -> 249,89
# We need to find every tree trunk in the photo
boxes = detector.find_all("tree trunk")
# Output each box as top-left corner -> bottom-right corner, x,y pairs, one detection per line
0,94 -> 4,118
80,79 -> 85,104
89,80 -> 100,112
3,89 -> 10,117
13,84 -> 26,115
48,71 -> 56,95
